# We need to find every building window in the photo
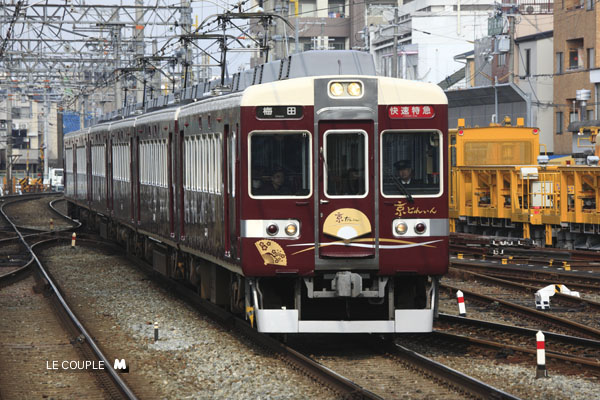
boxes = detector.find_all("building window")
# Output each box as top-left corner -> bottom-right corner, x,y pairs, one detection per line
556,52 -> 563,74
556,112 -> 563,134
329,37 -> 346,50
570,110 -> 578,123
587,48 -> 595,69
567,39 -> 584,70
569,49 -> 580,69
524,48 -> 531,77
587,0 -> 594,10
497,53 -> 506,67
328,0 -> 345,18
299,0 -> 316,17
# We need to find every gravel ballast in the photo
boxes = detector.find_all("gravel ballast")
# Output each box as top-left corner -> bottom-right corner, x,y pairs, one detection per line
41,245 -> 336,399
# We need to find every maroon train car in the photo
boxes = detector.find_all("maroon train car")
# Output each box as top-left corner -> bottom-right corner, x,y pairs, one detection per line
64,51 -> 448,333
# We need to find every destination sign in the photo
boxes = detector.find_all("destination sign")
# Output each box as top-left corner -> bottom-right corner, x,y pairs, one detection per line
256,106 -> 303,119
388,105 -> 435,119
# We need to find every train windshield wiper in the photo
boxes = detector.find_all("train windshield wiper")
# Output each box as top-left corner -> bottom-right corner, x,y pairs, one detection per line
391,174 -> 414,203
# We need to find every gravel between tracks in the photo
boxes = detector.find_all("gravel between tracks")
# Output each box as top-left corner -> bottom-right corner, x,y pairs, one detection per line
41,245 -> 337,400
4,195 -> 72,230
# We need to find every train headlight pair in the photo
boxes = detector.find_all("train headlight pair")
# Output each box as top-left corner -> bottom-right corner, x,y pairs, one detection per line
266,222 -> 298,237
394,220 -> 427,236
329,81 -> 363,98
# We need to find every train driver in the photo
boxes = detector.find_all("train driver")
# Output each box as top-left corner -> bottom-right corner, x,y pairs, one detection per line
258,168 -> 292,195
394,160 -> 420,185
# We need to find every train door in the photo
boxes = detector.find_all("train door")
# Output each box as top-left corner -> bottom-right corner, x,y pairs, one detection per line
317,121 -> 376,261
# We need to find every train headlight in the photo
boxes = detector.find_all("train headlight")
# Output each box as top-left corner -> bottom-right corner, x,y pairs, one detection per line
266,223 -> 279,236
414,222 -> 427,235
285,223 -> 298,236
347,82 -> 362,97
395,222 -> 408,235
329,82 -> 344,97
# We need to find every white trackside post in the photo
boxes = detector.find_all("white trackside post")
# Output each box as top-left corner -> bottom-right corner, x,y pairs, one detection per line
456,290 -> 466,317
536,331 -> 548,378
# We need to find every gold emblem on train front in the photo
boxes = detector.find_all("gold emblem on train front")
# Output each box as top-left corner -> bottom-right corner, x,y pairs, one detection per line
255,240 -> 287,266
323,208 -> 371,240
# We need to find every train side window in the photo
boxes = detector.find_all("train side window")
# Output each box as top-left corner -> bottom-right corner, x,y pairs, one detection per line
381,131 -> 442,197
249,131 -> 312,198
202,135 -> 208,192
192,136 -> 197,191
66,148 -> 73,173
162,139 -> 168,187
209,135 -> 215,193
184,138 -> 189,190
216,134 -> 222,194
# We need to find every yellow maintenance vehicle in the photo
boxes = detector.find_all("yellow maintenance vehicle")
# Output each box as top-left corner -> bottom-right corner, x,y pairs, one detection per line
450,117 -> 600,250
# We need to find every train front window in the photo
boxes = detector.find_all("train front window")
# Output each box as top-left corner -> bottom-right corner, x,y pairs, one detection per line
249,131 -> 311,197
324,131 -> 367,197
381,131 -> 442,197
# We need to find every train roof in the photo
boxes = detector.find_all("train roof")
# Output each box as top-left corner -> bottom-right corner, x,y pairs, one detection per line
179,91 -> 243,119
89,122 -> 112,134
135,106 -> 181,126
240,75 -> 448,106
109,116 -> 137,131
64,127 -> 90,140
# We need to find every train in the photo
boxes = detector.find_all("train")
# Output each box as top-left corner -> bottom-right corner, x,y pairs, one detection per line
449,117 -> 600,250
64,50 -> 449,333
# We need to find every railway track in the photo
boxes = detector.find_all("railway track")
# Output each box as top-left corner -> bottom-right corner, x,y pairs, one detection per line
286,334 -> 519,399
450,232 -> 600,271
450,258 -> 600,291
433,314 -> 600,377
447,267 -> 600,310
0,194 -> 136,399
440,281 -> 600,340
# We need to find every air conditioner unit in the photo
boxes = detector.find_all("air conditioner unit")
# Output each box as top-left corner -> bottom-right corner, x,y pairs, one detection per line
19,123 -> 28,130
495,35 -> 510,53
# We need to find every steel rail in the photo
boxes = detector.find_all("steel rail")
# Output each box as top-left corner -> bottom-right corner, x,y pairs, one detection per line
391,342 -> 521,400
448,267 -> 600,311
437,313 -> 600,350
427,331 -> 600,375
440,283 -> 600,340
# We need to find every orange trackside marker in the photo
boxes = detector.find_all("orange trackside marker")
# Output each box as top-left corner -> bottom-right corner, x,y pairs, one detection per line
563,261 -> 571,271
457,253 -> 463,259
502,258 -> 508,265
71,232 -> 76,248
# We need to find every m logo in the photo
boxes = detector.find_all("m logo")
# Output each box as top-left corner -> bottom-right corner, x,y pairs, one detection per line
113,359 -> 129,373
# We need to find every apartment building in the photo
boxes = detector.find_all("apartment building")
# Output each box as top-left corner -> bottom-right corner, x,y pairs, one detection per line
553,0 -> 599,154
251,0 -> 366,64
370,0 -> 495,84
0,96 -> 60,174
